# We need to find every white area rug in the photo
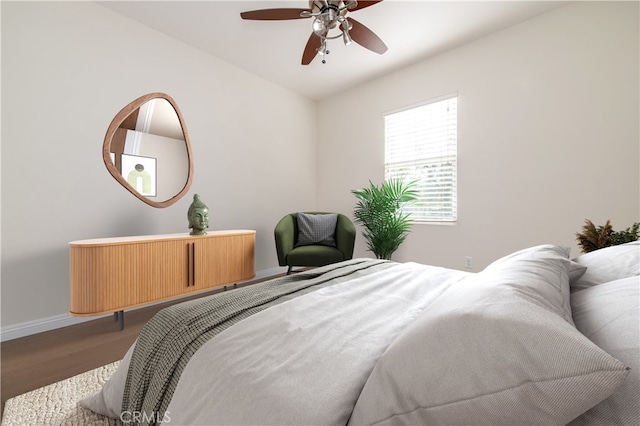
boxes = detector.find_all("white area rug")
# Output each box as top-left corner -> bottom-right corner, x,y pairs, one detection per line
2,362 -> 120,425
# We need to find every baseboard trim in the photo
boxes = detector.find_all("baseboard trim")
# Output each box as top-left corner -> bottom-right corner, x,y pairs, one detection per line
0,313 -> 108,342
0,266 -> 285,342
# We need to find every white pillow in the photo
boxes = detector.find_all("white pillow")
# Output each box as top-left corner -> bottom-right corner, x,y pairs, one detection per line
482,244 -> 575,324
571,241 -> 640,291
349,245 -> 629,426
569,276 -> 640,425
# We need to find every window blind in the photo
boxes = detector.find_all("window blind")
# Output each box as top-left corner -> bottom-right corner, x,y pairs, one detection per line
384,95 -> 457,222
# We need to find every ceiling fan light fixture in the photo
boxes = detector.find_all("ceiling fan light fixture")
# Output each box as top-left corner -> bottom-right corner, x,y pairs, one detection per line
312,17 -> 327,35
342,31 -> 352,46
318,39 -> 328,55
342,30 -> 352,46
341,19 -> 352,45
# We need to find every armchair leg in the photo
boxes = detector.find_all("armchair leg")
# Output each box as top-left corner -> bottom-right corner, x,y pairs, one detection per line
287,265 -> 293,275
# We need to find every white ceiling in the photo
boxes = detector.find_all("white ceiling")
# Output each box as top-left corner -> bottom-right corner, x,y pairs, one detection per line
97,1 -> 566,101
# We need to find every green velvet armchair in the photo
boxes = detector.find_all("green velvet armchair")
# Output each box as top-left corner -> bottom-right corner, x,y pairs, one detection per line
274,212 -> 356,274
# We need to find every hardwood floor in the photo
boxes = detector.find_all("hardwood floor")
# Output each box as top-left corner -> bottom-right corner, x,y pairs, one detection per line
0,275 -> 281,417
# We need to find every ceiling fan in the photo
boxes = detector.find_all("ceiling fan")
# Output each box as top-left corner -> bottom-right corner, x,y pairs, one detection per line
240,1 -> 388,65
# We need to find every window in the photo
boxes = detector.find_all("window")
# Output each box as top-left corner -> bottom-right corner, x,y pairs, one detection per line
384,94 -> 457,223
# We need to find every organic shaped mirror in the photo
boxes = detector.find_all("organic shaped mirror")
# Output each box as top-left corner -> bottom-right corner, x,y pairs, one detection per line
103,92 -> 194,208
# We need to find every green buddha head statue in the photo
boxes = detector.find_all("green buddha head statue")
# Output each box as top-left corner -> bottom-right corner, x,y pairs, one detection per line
187,194 -> 209,235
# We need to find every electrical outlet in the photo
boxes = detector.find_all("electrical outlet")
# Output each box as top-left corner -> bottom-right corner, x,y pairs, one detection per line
465,256 -> 473,269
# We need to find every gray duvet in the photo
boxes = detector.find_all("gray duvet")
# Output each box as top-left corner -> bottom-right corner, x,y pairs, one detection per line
81,259 -> 469,425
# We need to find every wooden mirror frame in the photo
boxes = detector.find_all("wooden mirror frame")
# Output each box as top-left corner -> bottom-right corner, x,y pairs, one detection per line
103,92 -> 194,208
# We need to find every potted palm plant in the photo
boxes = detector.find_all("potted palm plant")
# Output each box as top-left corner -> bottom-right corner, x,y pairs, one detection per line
352,178 -> 418,260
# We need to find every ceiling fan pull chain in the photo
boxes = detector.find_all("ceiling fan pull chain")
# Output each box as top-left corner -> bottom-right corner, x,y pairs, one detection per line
322,49 -> 331,64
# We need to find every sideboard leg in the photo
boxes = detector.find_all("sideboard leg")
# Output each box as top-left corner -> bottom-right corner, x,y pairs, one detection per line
114,310 -> 124,331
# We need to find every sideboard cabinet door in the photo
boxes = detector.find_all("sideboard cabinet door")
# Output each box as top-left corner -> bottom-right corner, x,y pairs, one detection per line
143,239 -> 192,302
192,232 -> 255,290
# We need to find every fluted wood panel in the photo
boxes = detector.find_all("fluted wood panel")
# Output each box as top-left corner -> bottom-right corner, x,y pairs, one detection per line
69,231 -> 255,316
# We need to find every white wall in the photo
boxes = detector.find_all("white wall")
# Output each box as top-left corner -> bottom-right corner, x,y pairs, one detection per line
1,2 -> 317,330
317,1 -> 639,270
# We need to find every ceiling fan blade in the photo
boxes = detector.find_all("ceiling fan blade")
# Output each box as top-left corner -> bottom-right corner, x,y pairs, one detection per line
349,1 -> 383,12
302,33 -> 322,65
347,17 -> 388,54
240,8 -> 311,20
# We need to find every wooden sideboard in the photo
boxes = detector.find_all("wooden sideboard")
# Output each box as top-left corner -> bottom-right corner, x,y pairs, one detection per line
69,230 -> 255,327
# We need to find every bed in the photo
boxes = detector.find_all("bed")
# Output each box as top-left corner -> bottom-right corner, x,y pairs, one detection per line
80,242 -> 640,425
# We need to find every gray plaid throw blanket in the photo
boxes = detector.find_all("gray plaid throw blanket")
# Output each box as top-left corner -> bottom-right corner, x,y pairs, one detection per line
121,258 -> 390,425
